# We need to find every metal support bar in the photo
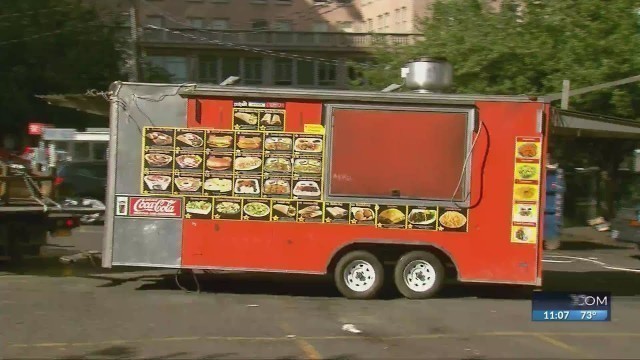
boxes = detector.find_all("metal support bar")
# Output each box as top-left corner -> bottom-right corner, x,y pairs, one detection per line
545,74 -> 640,102
561,80 -> 570,109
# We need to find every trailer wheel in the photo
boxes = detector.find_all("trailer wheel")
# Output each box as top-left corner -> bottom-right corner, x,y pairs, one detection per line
394,251 -> 444,299
334,250 -> 384,300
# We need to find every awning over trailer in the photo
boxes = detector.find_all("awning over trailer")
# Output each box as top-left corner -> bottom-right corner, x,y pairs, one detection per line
551,109 -> 640,139
35,93 -> 110,117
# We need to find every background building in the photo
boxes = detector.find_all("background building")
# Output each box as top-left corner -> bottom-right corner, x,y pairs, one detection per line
93,0 -> 426,88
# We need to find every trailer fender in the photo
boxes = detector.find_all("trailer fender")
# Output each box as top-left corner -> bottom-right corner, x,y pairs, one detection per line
325,239 -> 459,280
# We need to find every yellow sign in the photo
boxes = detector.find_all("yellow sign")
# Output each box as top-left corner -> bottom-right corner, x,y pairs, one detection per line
304,124 -> 325,134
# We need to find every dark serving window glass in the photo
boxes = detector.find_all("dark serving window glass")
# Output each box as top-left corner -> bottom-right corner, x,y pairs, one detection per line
328,108 -> 470,201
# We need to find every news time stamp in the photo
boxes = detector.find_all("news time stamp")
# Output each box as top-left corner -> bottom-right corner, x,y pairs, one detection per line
532,291 -> 611,322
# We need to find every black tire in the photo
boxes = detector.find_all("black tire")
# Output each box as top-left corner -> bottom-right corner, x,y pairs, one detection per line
394,251 -> 445,300
334,250 -> 384,300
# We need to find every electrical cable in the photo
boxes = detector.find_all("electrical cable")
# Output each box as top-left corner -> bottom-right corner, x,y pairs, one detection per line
175,269 -> 201,293
450,117 -> 484,209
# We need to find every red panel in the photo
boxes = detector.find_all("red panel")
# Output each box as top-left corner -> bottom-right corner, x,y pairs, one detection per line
330,109 -> 468,200
187,99 -> 233,129
180,99 -> 546,285
283,101 -> 323,133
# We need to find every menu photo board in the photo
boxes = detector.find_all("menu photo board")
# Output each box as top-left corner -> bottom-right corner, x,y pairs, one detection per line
232,100 -> 286,132
510,137 -> 543,244
140,125 -> 469,232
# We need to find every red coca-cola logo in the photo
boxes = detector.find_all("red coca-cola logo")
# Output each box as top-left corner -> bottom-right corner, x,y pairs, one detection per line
128,197 -> 182,217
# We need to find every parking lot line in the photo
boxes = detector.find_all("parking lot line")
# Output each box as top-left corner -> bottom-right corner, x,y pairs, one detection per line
9,332 -> 640,349
279,322 -> 322,360
532,333 -> 592,358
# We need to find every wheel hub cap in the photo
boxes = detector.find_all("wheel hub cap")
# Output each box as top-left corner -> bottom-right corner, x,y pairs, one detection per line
344,260 -> 376,292
404,260 -> 436,292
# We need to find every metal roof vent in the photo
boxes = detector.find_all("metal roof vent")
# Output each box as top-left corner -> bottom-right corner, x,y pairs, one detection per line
401,57 -> 453,93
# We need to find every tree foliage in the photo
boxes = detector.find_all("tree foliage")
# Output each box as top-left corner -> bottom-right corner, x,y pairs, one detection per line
0,0 -> 125,133
358,0 -> 640,119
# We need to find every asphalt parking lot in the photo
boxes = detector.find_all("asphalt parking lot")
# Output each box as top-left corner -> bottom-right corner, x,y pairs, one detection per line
1,226 -> 639,359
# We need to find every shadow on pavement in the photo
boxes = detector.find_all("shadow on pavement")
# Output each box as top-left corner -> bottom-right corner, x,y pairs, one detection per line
127,267 -> 640,300
55,345 -> 236,360
0,257 -> 152,278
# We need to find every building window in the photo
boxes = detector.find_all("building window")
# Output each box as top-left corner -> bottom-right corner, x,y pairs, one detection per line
243,58 -> 263,85
377,15 -> 382,30
274,0 -> 292,4
401,6 -> 407,31
296,60 -> 314,86
383,13 -> 389,31
394,8 -> 400,26
199,57 -> 218,83
210,18 -> 229,30
312,22 -> 329,32
221,57 -> 240,81
252,19 -> 269,30
338,21 -> 353,32
273,20 -> 292,31
367,18 -> 372,32
317,62 -> 336,86
274,58 -> 293,85
188,17 -> 204,28
148,56 -> 189,83
251,0 -> 267,4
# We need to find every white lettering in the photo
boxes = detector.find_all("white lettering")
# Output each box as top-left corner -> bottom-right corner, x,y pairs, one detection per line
132,198 -> 177,214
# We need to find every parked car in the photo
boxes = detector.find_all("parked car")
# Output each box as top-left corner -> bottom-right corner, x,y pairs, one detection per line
55,161 -> 107,202
609,201 -> 640,251
56,161 -> 107,224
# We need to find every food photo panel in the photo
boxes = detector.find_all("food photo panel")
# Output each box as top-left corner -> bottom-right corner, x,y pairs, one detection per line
213,198 -> 243,220
203,174 -> 233,196
292,178 -> 322,200
349,204 -> 376,225
173,175 -> 203,195
293,134 -> 324,155
242,199 -> 271,221
292,158 -> 322,176
438,208 -> 469,232
205,130 -> 235,153
174,151 -> 205,174
233,108 -> 260,131
205,154 -> 234,174
262,176 -> 292,199
235,131 -> 264,154
376,205 -> 408,229
142,174 -> 173,194
271,200 -> 297,222
264,133 -> 293,155
233,176 -> 262,198
233,154 -> 263,175
297,201 -> 324,223
259,109 -> 285,132
175,129 -> 205,151
143,150 -> 174,171
184,196 -> 214,220
406,206 -> 438,230
263,156 -> 293,175
144,127 -> 175,150
324,202 -> 350,224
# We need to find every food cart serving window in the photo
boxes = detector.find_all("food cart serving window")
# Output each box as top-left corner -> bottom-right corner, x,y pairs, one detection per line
324,104 -> 476,206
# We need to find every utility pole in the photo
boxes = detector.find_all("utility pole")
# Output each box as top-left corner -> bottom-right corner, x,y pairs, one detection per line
560,79 -> 570,110
128,0 -> 142,81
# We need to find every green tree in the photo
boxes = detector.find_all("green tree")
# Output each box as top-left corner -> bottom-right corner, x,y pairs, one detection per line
0,0 -> 126,135
357,0 -> 640,218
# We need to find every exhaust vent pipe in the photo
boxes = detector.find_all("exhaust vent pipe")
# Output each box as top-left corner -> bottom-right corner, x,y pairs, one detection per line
401,57 -> 453,93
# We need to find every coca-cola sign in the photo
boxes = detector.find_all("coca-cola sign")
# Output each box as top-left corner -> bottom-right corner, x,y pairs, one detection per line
127,197 -> 182,218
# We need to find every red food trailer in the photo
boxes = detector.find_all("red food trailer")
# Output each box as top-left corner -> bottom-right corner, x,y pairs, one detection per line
103,59 -> 550,299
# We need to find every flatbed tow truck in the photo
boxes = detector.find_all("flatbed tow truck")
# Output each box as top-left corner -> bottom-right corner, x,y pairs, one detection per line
0,146 -> 105,262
